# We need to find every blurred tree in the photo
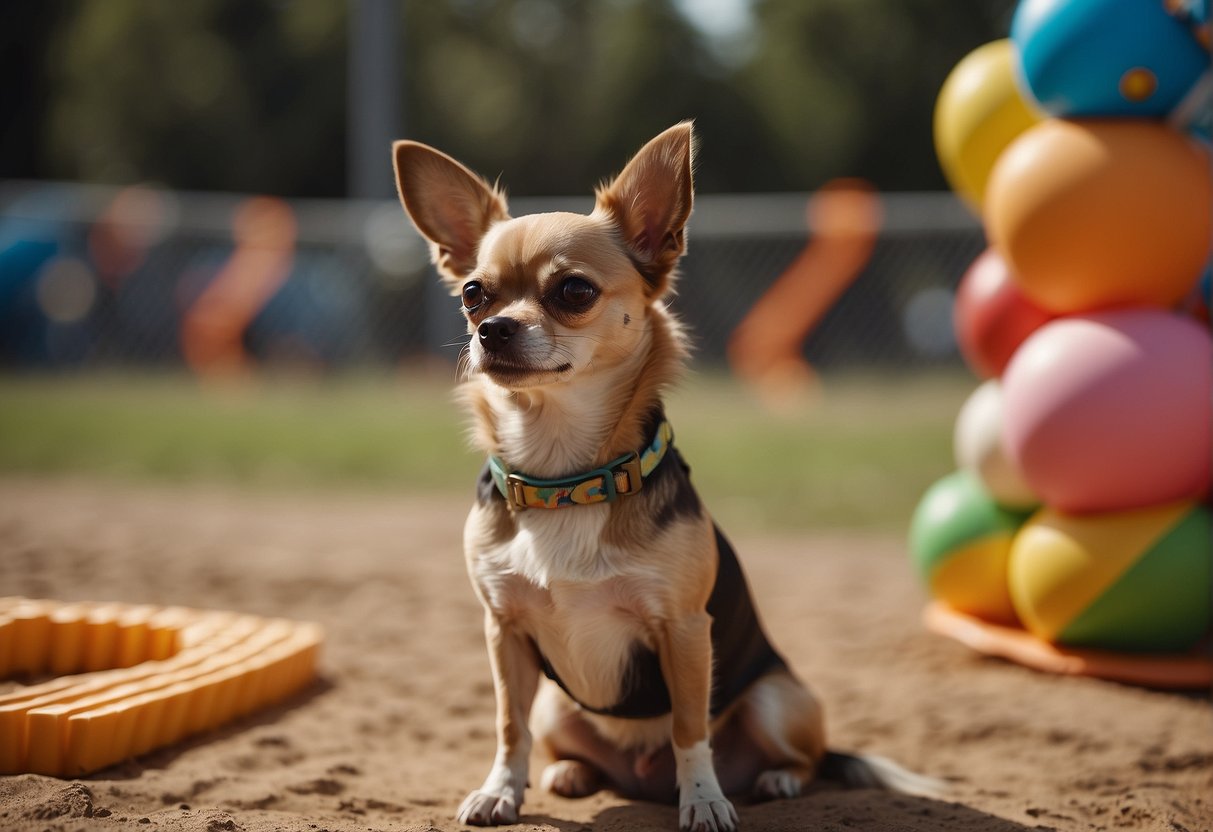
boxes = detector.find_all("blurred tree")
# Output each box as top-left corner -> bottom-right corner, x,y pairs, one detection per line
8,0 -> 1015,197
0,3 -> 73,181
736,0 -> 1014,190
43,0 -> 347,195
400,0 -> 764,194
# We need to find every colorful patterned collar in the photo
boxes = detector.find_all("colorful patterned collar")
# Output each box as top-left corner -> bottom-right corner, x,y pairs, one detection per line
489,420 -> 674,510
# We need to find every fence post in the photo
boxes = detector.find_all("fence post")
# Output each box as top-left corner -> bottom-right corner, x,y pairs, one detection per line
348,0 -> 402,200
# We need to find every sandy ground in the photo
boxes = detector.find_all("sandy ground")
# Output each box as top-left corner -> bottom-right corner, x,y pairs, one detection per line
0,476 -> 1209,832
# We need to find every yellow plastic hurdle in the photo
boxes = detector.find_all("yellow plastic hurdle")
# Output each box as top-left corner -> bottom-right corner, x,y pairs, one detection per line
0,597 -> 323,776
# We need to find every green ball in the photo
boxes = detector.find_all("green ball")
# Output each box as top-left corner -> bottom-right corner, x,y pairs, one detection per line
909,471 -> 1030,624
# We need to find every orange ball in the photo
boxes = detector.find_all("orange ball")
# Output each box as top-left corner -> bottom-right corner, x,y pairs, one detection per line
984,120 -> 1212,314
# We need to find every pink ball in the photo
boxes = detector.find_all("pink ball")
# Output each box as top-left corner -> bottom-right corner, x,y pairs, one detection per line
1001,310 -> 1212,514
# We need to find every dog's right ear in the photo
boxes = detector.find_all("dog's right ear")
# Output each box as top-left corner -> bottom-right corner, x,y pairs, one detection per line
392,141 -> 510,292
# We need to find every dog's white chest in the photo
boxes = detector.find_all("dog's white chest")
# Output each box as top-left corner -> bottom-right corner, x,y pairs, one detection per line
497,506 -> 616,587
532,578 -> 657,713
474,520 -> 660,713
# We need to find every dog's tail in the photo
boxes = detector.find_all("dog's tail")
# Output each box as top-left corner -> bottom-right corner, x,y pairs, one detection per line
820,751 -> 946,797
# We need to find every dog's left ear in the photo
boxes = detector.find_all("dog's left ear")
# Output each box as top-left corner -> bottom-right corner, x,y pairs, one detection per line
595,121 -> 695,297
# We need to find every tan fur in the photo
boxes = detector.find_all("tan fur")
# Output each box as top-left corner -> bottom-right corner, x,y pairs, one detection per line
394,123 -> 830,832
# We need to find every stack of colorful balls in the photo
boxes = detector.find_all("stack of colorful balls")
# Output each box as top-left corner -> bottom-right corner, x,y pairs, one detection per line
912,0 -> 1213,678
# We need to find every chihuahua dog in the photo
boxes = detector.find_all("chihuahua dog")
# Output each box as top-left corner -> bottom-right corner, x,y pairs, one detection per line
392,123 -> 933,832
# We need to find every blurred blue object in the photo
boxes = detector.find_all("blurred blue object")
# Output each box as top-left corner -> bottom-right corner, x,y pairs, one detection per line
0,190 -> 75,364
1012,0 -> 1210,118
0,237 -> 59,302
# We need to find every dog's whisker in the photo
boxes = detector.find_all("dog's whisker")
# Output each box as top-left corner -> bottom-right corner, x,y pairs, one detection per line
454,344 -> 475,382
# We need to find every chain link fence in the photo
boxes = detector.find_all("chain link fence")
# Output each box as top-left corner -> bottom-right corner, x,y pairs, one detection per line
0,181 -> 983,374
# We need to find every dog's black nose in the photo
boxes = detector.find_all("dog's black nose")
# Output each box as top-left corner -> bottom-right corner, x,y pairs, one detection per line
478,316 -> 519,353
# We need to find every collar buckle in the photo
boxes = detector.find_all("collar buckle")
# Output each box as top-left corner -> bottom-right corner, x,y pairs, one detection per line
615,453 -> 643,496
505,474 -> 531,511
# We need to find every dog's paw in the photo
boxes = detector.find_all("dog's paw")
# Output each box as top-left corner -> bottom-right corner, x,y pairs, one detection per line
456,788 -> 519,826
753,768 -> 804,801
679,797 -> 738,832
540,759 -> 600,798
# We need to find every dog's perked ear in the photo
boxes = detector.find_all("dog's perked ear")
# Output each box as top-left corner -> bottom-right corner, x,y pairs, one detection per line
392,141 -> 510,293
594,121 -> 696,298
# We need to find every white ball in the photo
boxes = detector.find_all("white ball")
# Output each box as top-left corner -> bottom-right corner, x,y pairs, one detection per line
954,380 -> 1039,510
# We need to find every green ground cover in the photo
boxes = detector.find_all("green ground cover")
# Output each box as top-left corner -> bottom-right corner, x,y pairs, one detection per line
0,371 -> 972,531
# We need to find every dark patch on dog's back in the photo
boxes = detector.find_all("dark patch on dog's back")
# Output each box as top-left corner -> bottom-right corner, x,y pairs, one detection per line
476,462 -> 498,507
650,448 -> 702,529
475,461 -> 516,542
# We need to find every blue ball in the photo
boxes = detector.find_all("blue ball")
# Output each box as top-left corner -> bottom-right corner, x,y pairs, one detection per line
1012,0 -> 1209,118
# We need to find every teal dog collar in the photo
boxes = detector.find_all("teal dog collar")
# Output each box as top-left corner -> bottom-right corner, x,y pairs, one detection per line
489,420 -> 674,510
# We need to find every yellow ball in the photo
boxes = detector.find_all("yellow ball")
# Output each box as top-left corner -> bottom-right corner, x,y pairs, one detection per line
934,40 -> 1042,211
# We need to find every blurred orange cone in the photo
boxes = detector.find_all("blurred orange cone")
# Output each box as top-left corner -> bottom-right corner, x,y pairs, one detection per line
728,179 -> 881,410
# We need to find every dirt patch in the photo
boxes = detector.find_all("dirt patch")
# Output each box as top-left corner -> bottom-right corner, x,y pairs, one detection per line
0,477 -> 1209,831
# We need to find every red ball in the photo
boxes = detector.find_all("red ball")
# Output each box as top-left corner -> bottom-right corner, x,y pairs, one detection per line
954,248 -> 1054,378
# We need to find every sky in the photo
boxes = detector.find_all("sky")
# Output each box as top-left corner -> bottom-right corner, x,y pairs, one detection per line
672,0 -> 755,41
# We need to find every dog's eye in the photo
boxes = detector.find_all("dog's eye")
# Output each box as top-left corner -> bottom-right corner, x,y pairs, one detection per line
461,281 -> 485,311
557,275 -> 598,307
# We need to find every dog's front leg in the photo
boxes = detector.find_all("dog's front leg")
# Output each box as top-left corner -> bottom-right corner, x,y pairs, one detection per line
458,609 -> 540,826
661,612 -> 739,832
